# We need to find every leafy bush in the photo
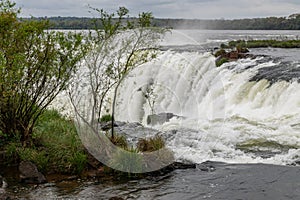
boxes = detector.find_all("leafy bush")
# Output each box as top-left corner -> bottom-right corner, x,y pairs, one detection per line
214,49 -> 226,57
0,0 -> 85,144
100,114 -> 112,122
216,57 -> 229,67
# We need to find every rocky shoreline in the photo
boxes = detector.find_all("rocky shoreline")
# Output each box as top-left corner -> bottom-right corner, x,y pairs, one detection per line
0,113 -> 194,199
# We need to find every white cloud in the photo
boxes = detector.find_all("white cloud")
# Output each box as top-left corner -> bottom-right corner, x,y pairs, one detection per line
14,0 -> 300,19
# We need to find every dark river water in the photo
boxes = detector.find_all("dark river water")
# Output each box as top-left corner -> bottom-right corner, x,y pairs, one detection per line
3,162 -> 300,199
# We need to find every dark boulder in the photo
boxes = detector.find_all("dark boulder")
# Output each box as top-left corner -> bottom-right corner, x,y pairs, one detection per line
147,113 -> 182,125
109,197 -> 124,200
19,161 -> 47,184
146,161 -> 197,176
99,121 -> 126,131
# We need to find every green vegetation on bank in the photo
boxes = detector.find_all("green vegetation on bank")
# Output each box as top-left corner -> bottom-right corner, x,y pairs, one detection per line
215,57 -> 229,67
3,108 -> 170,176
222,39 -> 300,49
214,39 -> 300,67
0,0 -> 86,146
0,0 -> 171,178
4,109 -> 87,174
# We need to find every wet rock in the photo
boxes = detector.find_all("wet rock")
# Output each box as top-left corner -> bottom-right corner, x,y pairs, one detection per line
109,197 -> 124,200
99,121 -> 126,131
147,162 -> 196,176
115,122 -> 160,145
249,62 -> 300,85
197,164 -> 216,172
19,161 -> 47,184
147,113 -> 181,125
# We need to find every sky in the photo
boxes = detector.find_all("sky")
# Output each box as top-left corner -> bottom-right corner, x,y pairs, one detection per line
14,0 -> 300,19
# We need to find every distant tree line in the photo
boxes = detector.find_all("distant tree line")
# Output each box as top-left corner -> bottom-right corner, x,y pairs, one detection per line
21,13 -> 300,30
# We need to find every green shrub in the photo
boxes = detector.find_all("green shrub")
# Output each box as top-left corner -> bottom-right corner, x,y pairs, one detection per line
100,114 -> 112,122
214,49 -> 226,57
0,1 -> 85,145
220,43 -> 228,49
216,57 -> 229,67
4,142 -> 20,164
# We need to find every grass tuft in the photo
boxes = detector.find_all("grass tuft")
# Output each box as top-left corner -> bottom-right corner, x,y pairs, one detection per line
137,135 -> 165,152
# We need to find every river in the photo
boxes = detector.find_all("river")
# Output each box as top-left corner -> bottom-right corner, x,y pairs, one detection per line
5,30 -> 300,199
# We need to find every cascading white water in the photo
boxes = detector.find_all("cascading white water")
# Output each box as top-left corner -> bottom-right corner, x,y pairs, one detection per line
49,30 -> 300,166
115,50 -> 300,165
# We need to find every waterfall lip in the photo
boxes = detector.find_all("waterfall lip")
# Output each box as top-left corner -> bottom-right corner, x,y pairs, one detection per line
249,61 -> 300,84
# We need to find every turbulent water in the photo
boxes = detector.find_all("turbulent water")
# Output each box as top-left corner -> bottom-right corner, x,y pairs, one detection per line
20,30 -> 300,199
115,30 -> 300,166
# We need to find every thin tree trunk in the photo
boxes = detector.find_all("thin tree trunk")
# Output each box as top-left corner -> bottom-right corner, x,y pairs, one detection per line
111,81 -> 122,140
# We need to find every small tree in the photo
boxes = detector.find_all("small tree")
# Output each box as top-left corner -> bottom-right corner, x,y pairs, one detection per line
138,79 -> 157,116
70,7 -> 166,139
0,0 -> 85,145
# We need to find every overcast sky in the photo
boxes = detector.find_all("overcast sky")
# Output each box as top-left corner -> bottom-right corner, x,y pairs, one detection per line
14,0 -> 300,19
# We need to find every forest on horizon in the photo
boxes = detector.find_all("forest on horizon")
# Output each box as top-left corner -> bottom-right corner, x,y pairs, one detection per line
22,13 -> 300,30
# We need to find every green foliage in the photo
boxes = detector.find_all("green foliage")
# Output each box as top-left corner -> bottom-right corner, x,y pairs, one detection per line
4,141 -> 20,164
216,57 -> 229,67
0,1 -> 86,144
32,109 -> 87,174
100,114 -> 112,122
220,43 -> 227,49
18,148 -> 49,172
214,49 -> 226,57
3,109 -> 87,174
225,39 -> 300,49
137,135 -> 165,152
20,14 -> 300,30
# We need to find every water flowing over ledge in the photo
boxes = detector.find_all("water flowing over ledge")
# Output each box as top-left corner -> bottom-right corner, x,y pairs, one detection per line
50,30 -> 300,167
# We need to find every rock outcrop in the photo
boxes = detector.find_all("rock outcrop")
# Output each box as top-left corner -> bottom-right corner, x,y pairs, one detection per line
19,161 -> 47,184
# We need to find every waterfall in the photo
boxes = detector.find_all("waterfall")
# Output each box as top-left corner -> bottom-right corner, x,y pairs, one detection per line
116,50 -> 300,165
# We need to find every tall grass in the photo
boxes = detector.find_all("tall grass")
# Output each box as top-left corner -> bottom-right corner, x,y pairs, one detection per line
4,109 -> 87,174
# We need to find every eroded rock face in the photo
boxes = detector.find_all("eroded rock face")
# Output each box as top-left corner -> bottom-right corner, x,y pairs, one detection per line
19,161 -> 46,184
